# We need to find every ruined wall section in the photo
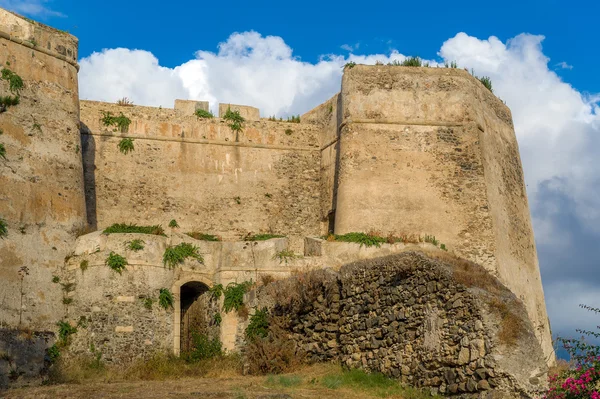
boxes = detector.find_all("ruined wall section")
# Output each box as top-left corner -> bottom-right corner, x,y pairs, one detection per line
0,9 -> 85,329
80,101 -> 322,251
335,65 -> 552,363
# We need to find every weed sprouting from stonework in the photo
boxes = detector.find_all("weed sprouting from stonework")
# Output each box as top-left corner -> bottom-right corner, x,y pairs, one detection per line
286,115 -> 300,123
244,233 -> 284,241
344,61 -> 356,69
57,320 -> 77,346
0,143 -> 6,160
223,107 -> 245,133
223,281 -> 252,313
284,128 -> 293,135
52,275 -> 60,283
479,76 -> 493,93
162,242 -> 203,269
423,234 -> 439,246
186,232 -> 221,241
246,308 -> 269,339
168,219 -> 179,228
213,312 -> 222,326
116,97 -> 134,106
327,232 -> 387,248
1,68 -> 24,95
273,250 -> 297,264
118,138 -> 134,154
195,109 -> 214,118
0,218 -> 6,239
62,297 -> 74,305
209,284 -> 224,300
47,345 -> 60,362
105,252 -> 127,274
440,243 -> 447,251
101,111 -> 132,132
234,196 -> 241,204
264,193 -> 272,199
143,297 -> 154,310
399,57 -> 422,67
103,223 -> 165,236
127,239 -> 145,251
158,288 -> 174,309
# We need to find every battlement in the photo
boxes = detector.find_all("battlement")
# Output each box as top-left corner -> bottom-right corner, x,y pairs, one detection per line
0,9 -> 78,67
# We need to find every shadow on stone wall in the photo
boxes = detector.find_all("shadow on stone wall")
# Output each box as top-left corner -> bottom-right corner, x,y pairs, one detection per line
0,328 -> 54,389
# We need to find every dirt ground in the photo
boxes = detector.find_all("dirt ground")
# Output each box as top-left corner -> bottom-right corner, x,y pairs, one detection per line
1,376 -> 398,399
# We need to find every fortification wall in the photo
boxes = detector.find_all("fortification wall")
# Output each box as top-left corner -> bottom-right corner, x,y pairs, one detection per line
80,101 -> 323,251
0,10 -> 85,332
334,65 -> 552,363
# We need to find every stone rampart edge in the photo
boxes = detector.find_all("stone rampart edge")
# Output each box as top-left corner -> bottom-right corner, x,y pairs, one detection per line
0,30 -> 79,70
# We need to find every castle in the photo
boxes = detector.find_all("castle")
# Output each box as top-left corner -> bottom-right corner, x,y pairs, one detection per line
0,8 -> 553,394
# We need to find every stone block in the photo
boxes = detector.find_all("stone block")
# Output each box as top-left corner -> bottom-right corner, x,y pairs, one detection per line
116,296 -> 135,302
174,99 -> 209,116
115,326 -> 134,333
218,103 -> 260,121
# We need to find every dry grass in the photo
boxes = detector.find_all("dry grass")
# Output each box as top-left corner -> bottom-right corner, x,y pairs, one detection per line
548,358 -> 570,377
259,273 -> 276,286
47,353 -> 242,384
486,297 -> 526,346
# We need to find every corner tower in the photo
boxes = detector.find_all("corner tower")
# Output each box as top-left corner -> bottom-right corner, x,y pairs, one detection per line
0,9 -> 86,330
333,65 -> 553,363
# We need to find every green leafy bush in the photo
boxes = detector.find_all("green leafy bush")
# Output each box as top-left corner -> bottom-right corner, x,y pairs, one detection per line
47,344 -> 60,362
0,95 -> 19,109
246,308 -> 269,339
223,281 -> 252,313
117,138 -> 134,154
158,288 -> 174,310
168,219 -> 179,228
223,107 -> 245,133
284,128 -> 293,135
103,223 -> 165,236
209,284 -> 224,300
127,239 -> 145,251
213,313 -> 222,326
0,218 -> 7,239
162,242 -> 203,269
195,109 -> 213,118
184,333 -> 222,361
186,232 -> 221,241
105,252 -> 127,274
344,61 -> 356,69
101,111 -> 132,132
245,233 -> 284,241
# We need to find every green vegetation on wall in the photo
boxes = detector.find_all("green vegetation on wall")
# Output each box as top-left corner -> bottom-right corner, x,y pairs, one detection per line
105,252 -> 127,274
0,218 -> 7,239
127,239 -> 145,251
223,107 -> 245,133
195,109 -> 213,118
117,138 -> 134,154
245,307 -> 269,339
158,288 -> 174,309
162,242 -> 203,269
186,232 -> 221,241
223,281 -> 252,313
101,111 -> 132,133
103,223 -> 166,236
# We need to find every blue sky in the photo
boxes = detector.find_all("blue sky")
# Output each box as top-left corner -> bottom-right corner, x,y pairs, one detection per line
3,0 -> 600,356
5,0 -> 598,94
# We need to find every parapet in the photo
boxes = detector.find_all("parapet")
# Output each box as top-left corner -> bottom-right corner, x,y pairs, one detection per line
0,8 -> 78,67
219,103 -> 260,121
174,99 -> 209,116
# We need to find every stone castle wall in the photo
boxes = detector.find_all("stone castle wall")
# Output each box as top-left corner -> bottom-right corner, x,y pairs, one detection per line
0,9 -> 86,331
331,66 -> 552,362
80,101 -> 324,252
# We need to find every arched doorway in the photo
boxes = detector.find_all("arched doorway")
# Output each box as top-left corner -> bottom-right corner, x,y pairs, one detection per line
179,281 -> 219,355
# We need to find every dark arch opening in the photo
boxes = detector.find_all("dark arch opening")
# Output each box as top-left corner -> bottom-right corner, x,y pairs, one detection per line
180,281 -> 210,354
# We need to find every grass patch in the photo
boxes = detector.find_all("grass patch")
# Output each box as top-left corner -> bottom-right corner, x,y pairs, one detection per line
326,232 -> 387,248
287,115 -> 300,123
116,97 -> 134,106
186,232 -> 221,241
195,109 -> 214,118
266,374 -> 303,387
0,95 -> 20,109
105,252 -> 127,274
168,219 -> 179,228
158,288 -> 174,310
479,76 -> 493,92
163,242 -> 203,269
103,223 -> 166,236
101,111 -> 131,132
118,138 -> 134,154
127,239 -> 145,251
245,233 -> 284,241
486,297 -> 525,346
182,333 -> 222,361
0,218 -> 7,238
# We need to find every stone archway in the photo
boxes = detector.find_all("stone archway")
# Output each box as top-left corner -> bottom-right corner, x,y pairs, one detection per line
172,276 -> 214,356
